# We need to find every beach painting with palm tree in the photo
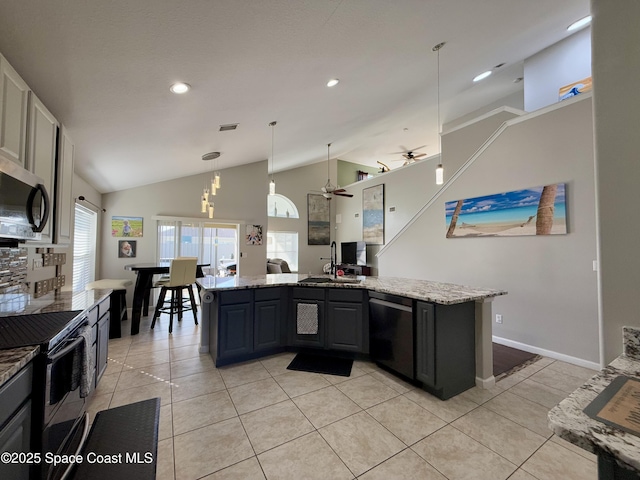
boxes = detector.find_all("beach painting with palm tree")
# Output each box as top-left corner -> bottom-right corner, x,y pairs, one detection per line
445,183 -> 567,238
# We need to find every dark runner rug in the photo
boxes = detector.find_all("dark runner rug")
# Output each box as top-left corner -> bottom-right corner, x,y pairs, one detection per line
493,343 -> 538,376
287,353 -> 353,377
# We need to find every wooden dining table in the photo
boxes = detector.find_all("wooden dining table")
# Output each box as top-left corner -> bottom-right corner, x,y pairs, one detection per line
124,263 -> 210,334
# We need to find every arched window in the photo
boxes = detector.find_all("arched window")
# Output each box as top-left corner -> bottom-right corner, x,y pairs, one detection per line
268,194 -> 299,218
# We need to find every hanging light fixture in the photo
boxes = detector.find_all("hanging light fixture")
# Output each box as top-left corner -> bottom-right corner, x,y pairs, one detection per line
201,152 -> 221,218
433,42 -> 445,185
205,150 -> 221,192
269,121 -> 277,195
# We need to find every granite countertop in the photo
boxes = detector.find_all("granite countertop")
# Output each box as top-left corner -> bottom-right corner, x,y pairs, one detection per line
0,289 -> 112,389
0,346 -> 39,388
548,326 -> 640,472
197,274 -> 507,305
0,289 -> 112,317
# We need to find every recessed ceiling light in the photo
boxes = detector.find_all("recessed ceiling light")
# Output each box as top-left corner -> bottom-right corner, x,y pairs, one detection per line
473,70 -> 492,82
327,78 -> 340,87
170,82 -> 191,94
567,15 -> 592,32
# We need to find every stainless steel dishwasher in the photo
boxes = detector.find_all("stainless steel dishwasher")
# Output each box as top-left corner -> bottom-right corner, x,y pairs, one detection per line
369,292 -> 414,379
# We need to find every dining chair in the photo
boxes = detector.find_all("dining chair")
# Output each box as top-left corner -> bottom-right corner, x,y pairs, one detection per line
150,257 -> 199,333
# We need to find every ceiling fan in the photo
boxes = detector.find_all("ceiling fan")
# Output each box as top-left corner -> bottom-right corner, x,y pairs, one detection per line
391,145 -> 427,166
314,143 -> 353,199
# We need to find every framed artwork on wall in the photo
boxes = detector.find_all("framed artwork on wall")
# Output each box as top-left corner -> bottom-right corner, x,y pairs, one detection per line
118,240 -> 136,258
246,225 -> 263,245
111,216 -> 143,237
307,194 -> 330,245
363,184 -> 384,245
445,183 -> 567,238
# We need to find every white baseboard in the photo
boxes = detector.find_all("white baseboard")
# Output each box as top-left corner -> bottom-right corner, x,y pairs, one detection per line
476,376 -> 496,389
492,336 -> 601,371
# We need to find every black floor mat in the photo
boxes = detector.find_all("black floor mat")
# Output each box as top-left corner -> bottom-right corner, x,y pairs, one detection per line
493,343 -> 538,376
287,352 -> 353,377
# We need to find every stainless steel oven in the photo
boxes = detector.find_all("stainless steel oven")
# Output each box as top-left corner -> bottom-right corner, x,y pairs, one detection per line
40,320 -> 93,480
0,310 -> 93,480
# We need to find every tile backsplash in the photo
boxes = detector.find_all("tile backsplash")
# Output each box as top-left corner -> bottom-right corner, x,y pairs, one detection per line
0,247 -> 28,294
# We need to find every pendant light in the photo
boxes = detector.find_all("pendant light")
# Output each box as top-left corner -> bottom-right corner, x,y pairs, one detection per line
201,151 -> 221,218
269,121 -> 277,195
433,42 -> 445,185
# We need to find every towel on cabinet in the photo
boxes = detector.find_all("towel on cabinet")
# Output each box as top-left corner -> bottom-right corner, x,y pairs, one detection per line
296,303 -> 318,335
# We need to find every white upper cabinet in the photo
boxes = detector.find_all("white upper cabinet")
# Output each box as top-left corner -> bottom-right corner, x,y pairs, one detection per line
0,55 -> 29,167
56,126 -> 74,245
27,93 -> 59,243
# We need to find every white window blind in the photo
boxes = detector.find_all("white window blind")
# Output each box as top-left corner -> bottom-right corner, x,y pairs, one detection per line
267,231 -> 298,271
156,220 -> 239,275
73,204 -> 97,292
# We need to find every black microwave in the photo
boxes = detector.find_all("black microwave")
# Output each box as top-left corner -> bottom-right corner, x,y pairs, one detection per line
0,155 -> 50,243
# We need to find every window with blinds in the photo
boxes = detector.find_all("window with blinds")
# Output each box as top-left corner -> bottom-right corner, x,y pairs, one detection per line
157,220 -> 238,276
266,231 -> 298,271
73,204 -> 97,291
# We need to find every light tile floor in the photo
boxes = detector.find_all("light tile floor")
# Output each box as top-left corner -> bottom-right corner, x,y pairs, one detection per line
89,311 -> 599,480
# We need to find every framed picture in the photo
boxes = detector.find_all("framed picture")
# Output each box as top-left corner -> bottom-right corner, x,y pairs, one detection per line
445,183 -> 567,238
363,184 -> 384,245
112,216 -> 143,237
559,76 -> 592,101
118,240 -> 136,258
246,225 -> 263,245
307,194 -> 330,245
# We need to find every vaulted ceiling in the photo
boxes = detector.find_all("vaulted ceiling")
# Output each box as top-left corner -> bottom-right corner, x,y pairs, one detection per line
0,0 -> 589,193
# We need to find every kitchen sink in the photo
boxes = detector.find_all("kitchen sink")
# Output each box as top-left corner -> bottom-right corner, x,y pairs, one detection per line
298,277 -> 361,284
298,277 -> 333,283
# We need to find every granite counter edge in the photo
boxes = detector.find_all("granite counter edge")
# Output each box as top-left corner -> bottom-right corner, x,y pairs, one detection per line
196,277 -> 507,305
0,346 -> 39,388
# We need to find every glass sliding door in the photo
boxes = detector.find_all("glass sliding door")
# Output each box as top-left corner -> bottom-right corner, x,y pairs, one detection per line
203,224 -> 238,276
157,221 -> 178,266
156,220 -> 239,276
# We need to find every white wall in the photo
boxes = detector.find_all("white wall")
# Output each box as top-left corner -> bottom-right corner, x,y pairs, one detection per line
524,27 -> 592,112
356,97 -> 599,365
591,0 -> 640,364
334,156 -> 440,275
444,93 -> 524,132
100,161 -> 268,302
335,109 -> 522,274
442,108 -> 523,180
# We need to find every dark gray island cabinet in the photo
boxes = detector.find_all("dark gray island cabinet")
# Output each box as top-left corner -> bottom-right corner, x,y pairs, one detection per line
214,288 -> 289,364
199,274 -> 506,399
414,301 -> 476,400
290,287 -> 366,353
209,286 -> 368,366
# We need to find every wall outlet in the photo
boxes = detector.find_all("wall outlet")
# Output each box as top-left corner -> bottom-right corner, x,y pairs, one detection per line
33,258 -> 44,270
495,314 -> 503,324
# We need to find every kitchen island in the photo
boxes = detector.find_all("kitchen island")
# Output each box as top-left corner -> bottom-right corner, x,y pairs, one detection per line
198,274 -> 506,396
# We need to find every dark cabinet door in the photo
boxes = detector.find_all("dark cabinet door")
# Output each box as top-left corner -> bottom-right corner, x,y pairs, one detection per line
254,299 -> 282,351
415,302 -> 435,386
291,298 -> 325,348
327,301 -> 363,352
219,303 -> 253,359
96,314 -> 110,385
0,400 -> 31,480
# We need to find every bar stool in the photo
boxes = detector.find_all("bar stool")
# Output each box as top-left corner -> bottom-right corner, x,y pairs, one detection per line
85,279 -> 133,338
151,257 -> 199,334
